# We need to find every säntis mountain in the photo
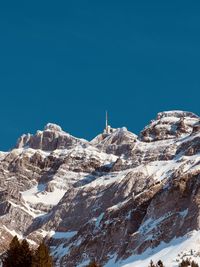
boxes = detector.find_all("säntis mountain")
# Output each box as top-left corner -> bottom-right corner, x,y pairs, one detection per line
1,111 -> 200,266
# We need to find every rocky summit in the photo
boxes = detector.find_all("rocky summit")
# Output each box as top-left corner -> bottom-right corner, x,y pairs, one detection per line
1,110 -> 200,266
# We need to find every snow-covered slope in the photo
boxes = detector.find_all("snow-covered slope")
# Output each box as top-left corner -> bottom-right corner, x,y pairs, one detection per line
1,111 -> 200,266
105,230 -> 200,267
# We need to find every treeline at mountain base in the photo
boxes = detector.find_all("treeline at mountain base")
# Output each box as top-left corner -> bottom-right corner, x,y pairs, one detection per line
1,236 -> 199,267
2,236 -> 53,267
148,259 -> 199,267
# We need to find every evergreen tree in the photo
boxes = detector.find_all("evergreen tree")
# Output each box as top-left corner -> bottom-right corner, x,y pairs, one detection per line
157,260 -> 164,267
191,260 -> 199,267
87,261 -> 101,267
179,258 -> 199,267
149,260 -> 156,267
2,236 -> 21,267
32,242 -> 53,267
19,239 -> 33,267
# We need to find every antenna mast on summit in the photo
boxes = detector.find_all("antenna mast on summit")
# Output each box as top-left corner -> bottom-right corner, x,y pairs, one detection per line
106,111 -> 108,134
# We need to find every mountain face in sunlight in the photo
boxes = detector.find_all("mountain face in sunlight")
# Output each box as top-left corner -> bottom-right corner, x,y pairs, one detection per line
1,110 -> 200,267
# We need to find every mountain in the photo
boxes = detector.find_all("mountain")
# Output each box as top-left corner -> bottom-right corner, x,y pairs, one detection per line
0,111 -> 200,267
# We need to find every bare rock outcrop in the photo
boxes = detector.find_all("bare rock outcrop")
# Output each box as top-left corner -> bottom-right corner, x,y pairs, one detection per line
16,123 -> 87,151
91,127 -> 137,157
140,110 -> 199,142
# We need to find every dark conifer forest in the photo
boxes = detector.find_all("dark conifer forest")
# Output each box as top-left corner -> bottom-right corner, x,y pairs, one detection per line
2,236 -> 53,267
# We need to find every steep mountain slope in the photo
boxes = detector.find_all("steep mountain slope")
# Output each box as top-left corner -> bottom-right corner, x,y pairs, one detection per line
0,111 -> 200,267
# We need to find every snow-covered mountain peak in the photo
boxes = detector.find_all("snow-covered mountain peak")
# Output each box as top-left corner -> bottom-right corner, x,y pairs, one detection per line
140,110 -> 200,142
91,127 -> 136,143
91,127 -> 137,157
157,110 -> 199,119
44,123 -> 63,132
15,123 -> 88,151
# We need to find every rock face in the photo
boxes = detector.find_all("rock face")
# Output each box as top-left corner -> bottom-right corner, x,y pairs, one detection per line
1,111 -> 200,266
16,123 -> 87,151
91,127 -> 137,157
140,111 -> 199,142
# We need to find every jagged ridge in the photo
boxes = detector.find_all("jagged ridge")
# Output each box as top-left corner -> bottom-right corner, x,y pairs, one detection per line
0,110 -> 200,267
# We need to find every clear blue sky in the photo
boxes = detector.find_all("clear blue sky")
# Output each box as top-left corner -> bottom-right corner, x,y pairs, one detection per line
0,0 -> 200,150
